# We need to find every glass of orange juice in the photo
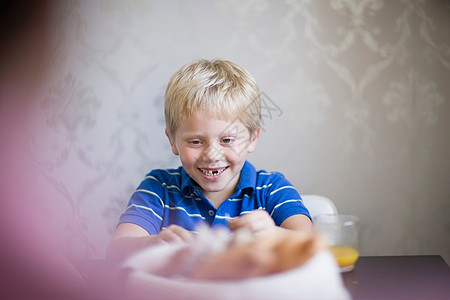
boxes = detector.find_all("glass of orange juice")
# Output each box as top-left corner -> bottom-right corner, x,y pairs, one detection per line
313,214 -> 359,272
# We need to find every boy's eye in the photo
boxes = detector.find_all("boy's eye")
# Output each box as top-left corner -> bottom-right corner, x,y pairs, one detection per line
188,140 -> 202,145
221,137 -> 235,144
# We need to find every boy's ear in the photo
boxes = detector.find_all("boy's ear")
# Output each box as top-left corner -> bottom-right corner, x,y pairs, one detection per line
247,128 -> 260,153
165,129 -> 179,156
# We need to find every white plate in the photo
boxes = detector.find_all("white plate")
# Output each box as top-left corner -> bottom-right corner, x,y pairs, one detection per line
121,242 -> 351,300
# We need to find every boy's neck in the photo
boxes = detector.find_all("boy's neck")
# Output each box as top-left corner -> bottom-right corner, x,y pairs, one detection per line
202,188 -> 235,209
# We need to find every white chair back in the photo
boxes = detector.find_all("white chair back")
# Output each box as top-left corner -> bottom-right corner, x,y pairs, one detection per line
302,194 -> 338,219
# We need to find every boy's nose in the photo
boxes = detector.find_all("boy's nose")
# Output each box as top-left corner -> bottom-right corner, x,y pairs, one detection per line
200,143 -> 223,162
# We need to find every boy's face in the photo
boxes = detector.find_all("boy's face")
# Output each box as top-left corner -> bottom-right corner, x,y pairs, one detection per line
167,109 -> 260,203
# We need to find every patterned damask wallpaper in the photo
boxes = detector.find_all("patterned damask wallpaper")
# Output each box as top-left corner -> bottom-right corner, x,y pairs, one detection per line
1,0 -> 449,263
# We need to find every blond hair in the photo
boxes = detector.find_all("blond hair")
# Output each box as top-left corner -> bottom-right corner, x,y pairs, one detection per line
164,59 -> 261,138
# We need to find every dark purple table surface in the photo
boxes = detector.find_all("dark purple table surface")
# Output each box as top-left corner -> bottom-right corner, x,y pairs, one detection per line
73,255 -> 450,300
342,255 -> 450,300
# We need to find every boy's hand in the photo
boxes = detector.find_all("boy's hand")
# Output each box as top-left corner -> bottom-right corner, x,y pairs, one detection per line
156,224 -> 195,244
227,210 -> 276,237
106,223 -> 195,260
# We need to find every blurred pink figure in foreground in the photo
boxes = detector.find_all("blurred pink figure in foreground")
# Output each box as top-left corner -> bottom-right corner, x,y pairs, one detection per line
0,1 -> 113,298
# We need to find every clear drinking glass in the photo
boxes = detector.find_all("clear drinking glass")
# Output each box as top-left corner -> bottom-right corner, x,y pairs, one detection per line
313,214 -> 359,272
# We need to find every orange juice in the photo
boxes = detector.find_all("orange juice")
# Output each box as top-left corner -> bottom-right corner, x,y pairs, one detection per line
330,246 -> 359,270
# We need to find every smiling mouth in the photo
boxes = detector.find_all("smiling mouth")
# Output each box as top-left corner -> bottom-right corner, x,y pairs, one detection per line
199,167 -> 227,176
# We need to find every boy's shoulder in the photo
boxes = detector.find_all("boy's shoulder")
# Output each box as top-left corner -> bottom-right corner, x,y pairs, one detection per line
245,162 -> 288,186
255,169 -> 287,184
145,166 -> 184,182
255,169 -> 285,177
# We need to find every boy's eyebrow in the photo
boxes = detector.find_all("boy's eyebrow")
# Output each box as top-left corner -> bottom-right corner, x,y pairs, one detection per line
182,133 -> 204,139
221,130 -> 238,136
223,125 -> 248,136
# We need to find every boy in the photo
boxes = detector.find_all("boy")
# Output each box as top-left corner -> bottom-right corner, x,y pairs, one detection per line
107,59 -> 312,260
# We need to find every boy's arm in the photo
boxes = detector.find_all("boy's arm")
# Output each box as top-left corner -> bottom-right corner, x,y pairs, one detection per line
280,214 -> 312,232
106,223 -> 194,260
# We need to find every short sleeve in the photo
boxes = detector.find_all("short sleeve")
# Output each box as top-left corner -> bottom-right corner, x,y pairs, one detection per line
118,172 -> 167,235
261,172 -> 311,226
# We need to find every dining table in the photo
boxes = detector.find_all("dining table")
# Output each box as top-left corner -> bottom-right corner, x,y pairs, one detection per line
341,255 -> 450,300
72,255 -> 450,300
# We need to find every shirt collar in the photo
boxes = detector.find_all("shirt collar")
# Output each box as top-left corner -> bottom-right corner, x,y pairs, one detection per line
180,160 -> 256,195
181,167 -> 197,194
235,160 -> 256,194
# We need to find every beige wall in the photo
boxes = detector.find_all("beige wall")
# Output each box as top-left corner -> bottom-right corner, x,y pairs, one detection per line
3,0 -> 448,262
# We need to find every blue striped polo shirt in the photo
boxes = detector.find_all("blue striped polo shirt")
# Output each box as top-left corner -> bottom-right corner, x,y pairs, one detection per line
118,161 -> 310,234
